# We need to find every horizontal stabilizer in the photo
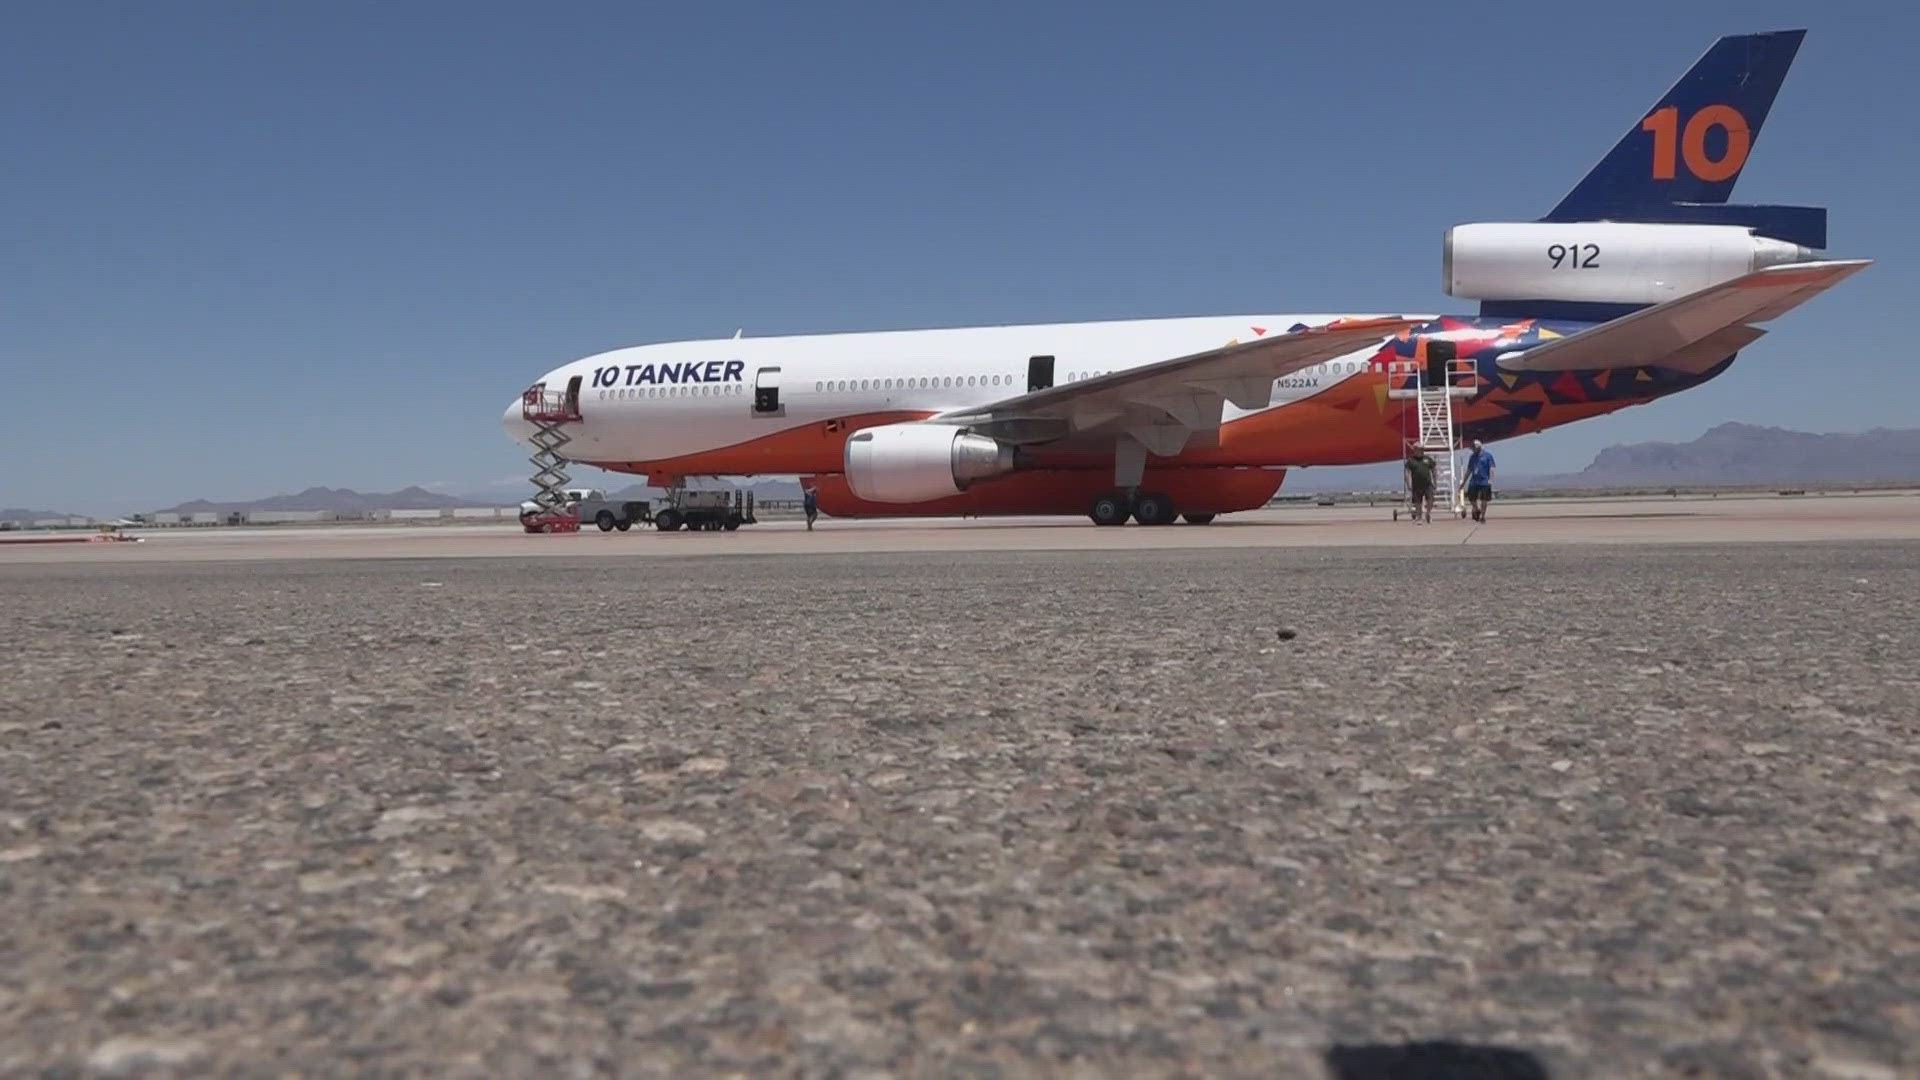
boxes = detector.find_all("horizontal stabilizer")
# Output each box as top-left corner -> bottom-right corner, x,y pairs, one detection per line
1614,202 -> 1827,249
1497,260 -> 1869,373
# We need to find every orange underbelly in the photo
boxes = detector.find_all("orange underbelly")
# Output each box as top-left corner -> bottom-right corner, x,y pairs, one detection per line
810,467 -> 1284,518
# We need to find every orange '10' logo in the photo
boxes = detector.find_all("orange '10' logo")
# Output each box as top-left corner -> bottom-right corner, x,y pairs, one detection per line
1641,104 -> 1751,182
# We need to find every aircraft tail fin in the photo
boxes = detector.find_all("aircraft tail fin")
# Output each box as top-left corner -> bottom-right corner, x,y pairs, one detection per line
1547,30 -> 1805,222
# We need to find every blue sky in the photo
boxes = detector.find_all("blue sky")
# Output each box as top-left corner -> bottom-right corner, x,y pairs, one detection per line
4,1 -> 1914,513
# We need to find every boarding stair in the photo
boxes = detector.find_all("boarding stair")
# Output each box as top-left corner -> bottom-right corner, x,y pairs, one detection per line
1385,355 -> 1476,519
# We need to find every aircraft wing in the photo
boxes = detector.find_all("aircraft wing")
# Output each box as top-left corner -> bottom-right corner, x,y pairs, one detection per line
1497,259 -> 1871,373
936,316 -> 1420,455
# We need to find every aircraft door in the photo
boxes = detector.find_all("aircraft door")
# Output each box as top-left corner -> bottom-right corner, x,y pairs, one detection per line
752,366 -> 784,416
565,375 -> 582,412
1422,338 -> 1455,388
1027,355 -> 1055,392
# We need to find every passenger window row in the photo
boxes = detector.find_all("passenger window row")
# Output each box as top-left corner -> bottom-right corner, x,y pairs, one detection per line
596,384 -> 746,401
812,374 -> 1015,393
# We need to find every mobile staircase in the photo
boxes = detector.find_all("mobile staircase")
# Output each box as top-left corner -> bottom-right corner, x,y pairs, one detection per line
1386,352 -> 1476,520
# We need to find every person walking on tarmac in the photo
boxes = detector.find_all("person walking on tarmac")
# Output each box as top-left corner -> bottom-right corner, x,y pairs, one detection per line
1462,439 -> 1496,522
802,486 -> 819,531
1404,443 -> 1437,524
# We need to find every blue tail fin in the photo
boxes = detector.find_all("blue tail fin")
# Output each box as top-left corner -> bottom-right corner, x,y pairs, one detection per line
1546,30 -> 1805,220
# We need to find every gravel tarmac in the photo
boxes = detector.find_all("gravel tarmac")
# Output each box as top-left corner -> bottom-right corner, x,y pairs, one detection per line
2,542 -> 1917,1078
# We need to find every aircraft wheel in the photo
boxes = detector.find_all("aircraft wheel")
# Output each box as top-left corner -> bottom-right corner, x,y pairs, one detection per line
655,509 -> 683,532
615,519 -> 631,531
1182,513 -> 1216,525
596,510 -> 616,532
1089,492 -> 1131,526
1132,492 -> 1175,526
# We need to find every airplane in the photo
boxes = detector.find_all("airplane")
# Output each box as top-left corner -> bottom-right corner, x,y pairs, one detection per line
503,30 -> 1868,527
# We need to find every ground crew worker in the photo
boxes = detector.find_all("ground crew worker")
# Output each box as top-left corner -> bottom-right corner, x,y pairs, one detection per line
1405,444 -> 1437,524
1463,439 -> 1496,522
802,487 -> 818,531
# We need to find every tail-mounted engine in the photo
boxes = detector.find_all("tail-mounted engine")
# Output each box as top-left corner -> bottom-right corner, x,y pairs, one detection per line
1444,222 -> 1819,306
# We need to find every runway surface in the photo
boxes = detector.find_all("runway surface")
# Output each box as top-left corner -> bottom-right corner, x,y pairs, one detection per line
2,523 -> 1917,1075
3,507 -> 1920,1076
5,491 -> 1920,565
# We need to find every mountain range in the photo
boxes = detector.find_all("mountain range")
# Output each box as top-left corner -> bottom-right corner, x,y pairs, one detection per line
114,425 -> 1920,516
1556,423 -> 1920,487
1,508 -> 80,525
1239,423 -> 1920,493
156,486 -> 501,514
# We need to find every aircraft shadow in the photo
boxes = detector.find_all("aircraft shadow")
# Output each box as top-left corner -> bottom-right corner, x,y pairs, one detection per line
1325,1040 -> 1550,1079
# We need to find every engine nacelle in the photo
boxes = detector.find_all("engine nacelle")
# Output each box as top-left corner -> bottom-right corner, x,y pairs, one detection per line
1444,222 -> 1818,305
844,423 -> 1015,503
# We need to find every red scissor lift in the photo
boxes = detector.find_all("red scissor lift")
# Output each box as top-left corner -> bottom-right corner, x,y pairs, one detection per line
520,382 -> 584,534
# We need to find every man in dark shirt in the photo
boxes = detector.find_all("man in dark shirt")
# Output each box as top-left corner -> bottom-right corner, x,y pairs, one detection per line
1405,445 -> 1437,524
803,486 -> 819,531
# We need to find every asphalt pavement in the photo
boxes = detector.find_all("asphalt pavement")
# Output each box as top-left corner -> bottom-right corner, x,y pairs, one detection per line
2,542 -> 1916,1077
7,491 -> 1920,565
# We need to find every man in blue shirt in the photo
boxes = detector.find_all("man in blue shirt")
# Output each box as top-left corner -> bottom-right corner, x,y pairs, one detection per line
1463,440 -> 1496,522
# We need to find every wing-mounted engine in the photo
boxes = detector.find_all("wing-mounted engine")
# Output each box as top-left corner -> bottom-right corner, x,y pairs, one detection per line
1444,222 -> 1818,306
844,423 -> 1016,503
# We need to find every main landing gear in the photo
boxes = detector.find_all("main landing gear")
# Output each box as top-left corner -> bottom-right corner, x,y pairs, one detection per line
1088,491 -> 1213,526
1091,436 -> 1217,525
1089,492 -> 1130,526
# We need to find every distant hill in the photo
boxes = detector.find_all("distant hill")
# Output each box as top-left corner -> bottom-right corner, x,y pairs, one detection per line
1281,464 -> 1405,493
1,507 -> 81,525
1559,423 -> 1920,487
138,425 -> 1920,517
156,486 -> 505,514
1283,424 -> 1920,493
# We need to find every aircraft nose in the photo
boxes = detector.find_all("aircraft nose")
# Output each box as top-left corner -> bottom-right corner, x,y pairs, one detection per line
503,397 -> 534,444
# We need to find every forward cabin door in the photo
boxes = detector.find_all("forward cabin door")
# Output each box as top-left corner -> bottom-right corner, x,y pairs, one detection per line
752,366 -> 784,417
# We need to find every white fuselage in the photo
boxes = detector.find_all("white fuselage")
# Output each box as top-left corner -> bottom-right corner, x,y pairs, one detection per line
503,313 -> 1409,466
